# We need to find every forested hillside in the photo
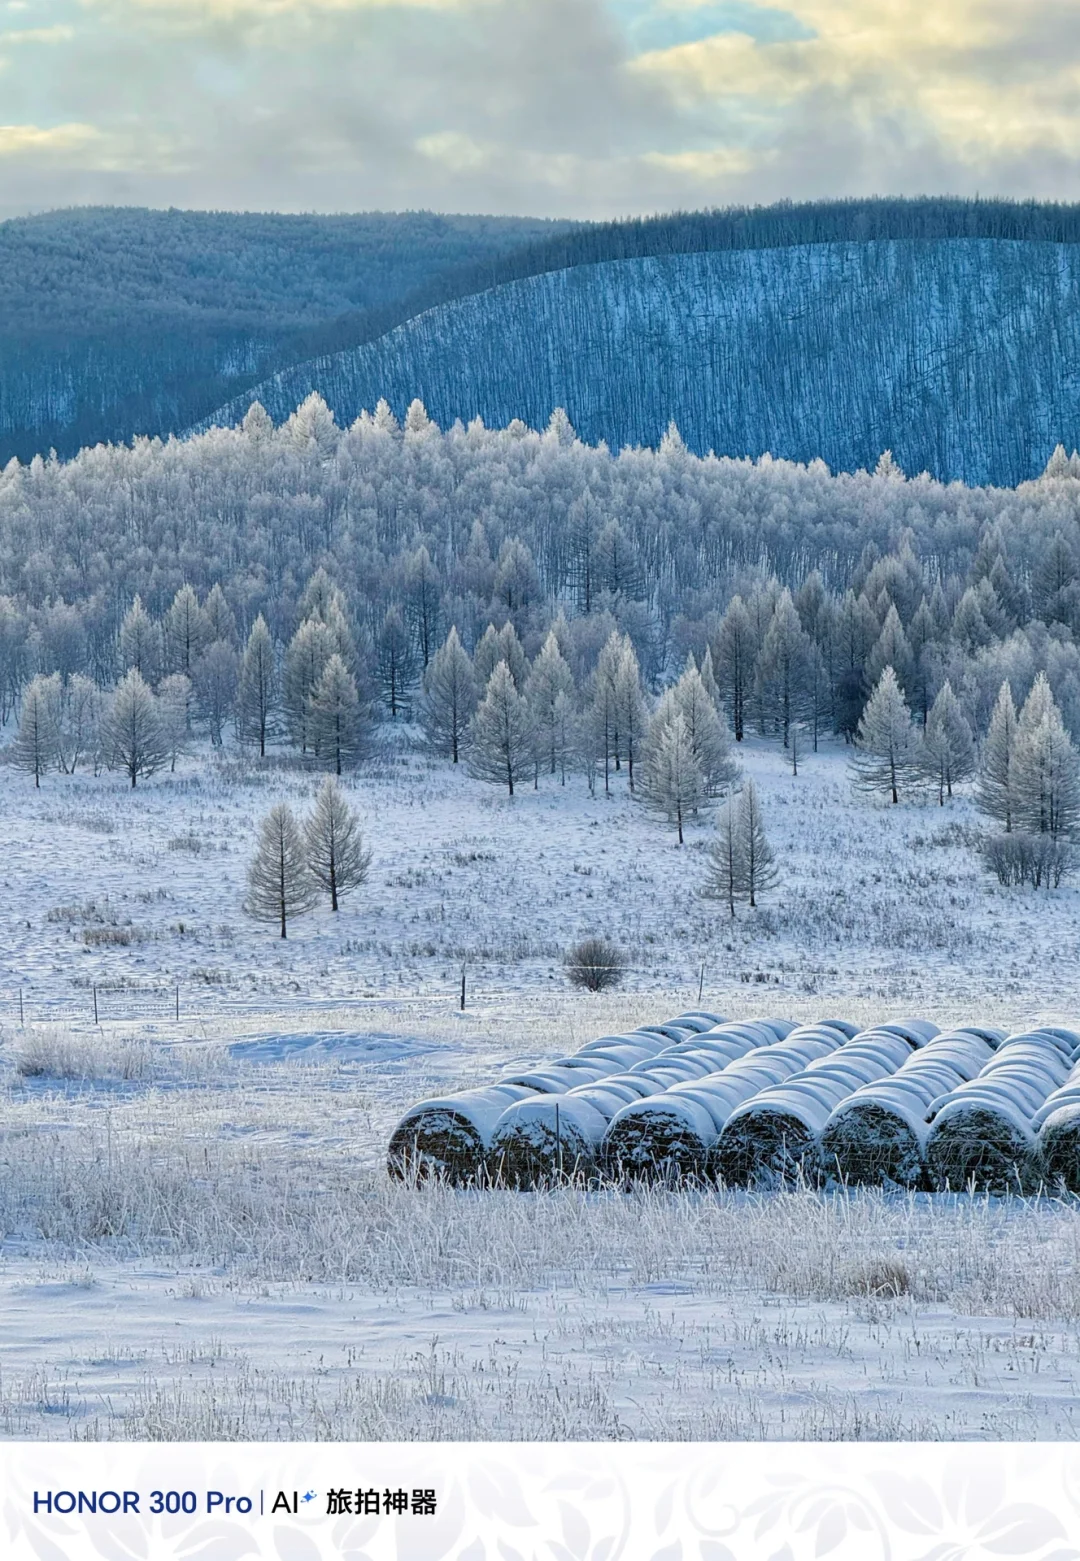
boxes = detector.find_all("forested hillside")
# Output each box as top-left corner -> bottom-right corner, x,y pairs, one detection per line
3,396 -> 1080,764
0,207 -> 570,462
209,238 -> 1080,487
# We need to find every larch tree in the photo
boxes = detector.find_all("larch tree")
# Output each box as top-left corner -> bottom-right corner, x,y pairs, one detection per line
304,776 -> 372,911
57,673 -> 102,774
850,665 -> 920,804
193,639 -> 239,747
920,679 -> 975,803
704,789 -> 741,915
308,652 -> 364,774
586,631 -> 623,792
422,625 -> 478,763
118,594 -> 160,682
202,582 -> 237,647
15,673 -> 61,785
102,668 -> 168,786
164,584 -> 209,677
666,661 -> 739,794
712,594 -> 753,741
246,803 -> 317,938
157,673 -> 192,771
1014,689 -> 1080,839
467,661 -> 533,796
613,637 -> 647,791
283,615 -> 334,751
376,605 -> 417,719
642,708 -> 704,844
754,588 -> 811,747
237,615 -> 277,757
977,680 -> 1020,831
733,778 -> 778,908
526,628 -> 575,779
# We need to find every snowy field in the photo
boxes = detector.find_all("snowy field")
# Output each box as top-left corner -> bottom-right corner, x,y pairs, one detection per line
3,730 -> 1080,1440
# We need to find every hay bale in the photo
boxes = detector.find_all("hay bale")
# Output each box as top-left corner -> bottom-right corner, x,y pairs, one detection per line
820,1095 -> 931,1188
387,1084 -> 536,1183
488,1096 -> 610,1186
1039,1104 -> 1080,1191
601,1095 -> 721,1183
714,1094 -> 834,1188
925,1096 -> 1041,1193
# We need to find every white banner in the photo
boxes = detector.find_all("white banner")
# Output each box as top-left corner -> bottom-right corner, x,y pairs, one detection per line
3,1442 -> 1080,1559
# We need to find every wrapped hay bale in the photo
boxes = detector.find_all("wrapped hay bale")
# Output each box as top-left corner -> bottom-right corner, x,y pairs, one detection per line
488,1095 -> 610,1186
387,1083 -> 537,1183
926,1096 -> 1042,1194
1039,1103 -> 1080,1191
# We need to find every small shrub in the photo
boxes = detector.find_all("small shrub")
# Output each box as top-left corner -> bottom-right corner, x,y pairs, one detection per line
168,834 -> 203,853
564,936 -> 626,993
82,926 -> 145,947
15,1027 -> 150,1081
980,831 -> 1074,888
842,1257 -> 911,1298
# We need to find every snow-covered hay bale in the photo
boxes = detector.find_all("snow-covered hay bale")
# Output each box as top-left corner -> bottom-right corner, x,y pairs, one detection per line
819,1095 -> 931,1188
925,1097 -> 1041,1194
714,1094 -> 836,1188
601,1095 -> 721,1183
488,1095 -> 610,1186
387,1084 -> 536,1183
1039,1104 -> 1080,1192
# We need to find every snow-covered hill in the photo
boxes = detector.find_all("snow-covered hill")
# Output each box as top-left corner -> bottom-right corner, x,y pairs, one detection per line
203,239 -> 1080,486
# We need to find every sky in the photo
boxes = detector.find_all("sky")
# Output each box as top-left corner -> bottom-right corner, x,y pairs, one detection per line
2,0 -> 1080,220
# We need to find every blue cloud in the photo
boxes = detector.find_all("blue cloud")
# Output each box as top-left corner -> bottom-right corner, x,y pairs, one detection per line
608,0 -> 813,54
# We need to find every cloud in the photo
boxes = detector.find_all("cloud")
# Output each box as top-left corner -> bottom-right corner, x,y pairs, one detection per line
2,0 -> 1080,220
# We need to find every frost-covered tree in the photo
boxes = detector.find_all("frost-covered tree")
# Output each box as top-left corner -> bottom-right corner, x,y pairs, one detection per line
866,603 -> 914,692
304,776 -> 371,911
755,588 -> 811,747
376,605 -> 417,719
919,679 -> 975,803
474,620 -> 528,692
467,661 -> 533,796
733,778 -> 778,908
526,628 -> 575,778
118,594 -> 160,682
102,668 -> 168,786
404,544 -> 441,668
308,652 -> 364,774
642,708 -> 704,844
704,789 -> 741,915
283,616 -> 334,752
978,680 -> 1020,831
657,661 -> 739,795
586,631 -> 623,793
57,672 -> 102,774
237,615 -> 276,757
193,639 -> 239,747
246,803 -> 317,938
1014,682 -> 1080,839
202,582 -> 237,647
163,584 -> 209,677
152,672 -> 188,770
613,637 -> 647,791
713,594 -> 753,741
851,665 -> 919,804
422,625 -> 478,763
15,672 -> 61,785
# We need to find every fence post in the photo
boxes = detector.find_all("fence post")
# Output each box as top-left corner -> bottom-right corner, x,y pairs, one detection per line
92,985 -> 98,1025
175,983 -> 180,1022
698,961 -> 705,1004
18,987 -> 24,1027
460,964 -> 466,1012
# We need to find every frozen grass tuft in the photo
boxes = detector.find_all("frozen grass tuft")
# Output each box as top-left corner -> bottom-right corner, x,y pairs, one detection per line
14,1027 -> 151,1082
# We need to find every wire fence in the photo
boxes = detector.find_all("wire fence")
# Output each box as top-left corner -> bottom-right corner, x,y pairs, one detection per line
0,984 -> 182,1027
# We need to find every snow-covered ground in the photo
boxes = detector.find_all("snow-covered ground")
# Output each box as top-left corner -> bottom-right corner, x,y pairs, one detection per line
3,730 -> 1080,1440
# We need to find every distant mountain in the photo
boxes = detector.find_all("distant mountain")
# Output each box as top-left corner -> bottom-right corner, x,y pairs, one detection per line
204,215 -> 1080,487
0,207 -> 576,462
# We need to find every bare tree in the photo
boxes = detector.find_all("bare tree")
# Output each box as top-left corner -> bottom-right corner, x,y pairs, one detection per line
157,673 -> 192,772
246,803 -> 317,938
304,776 -> 372,911
193,639 -> 239,747
919,679 -> 974,803
57,673 -> 102,774
704,789 -> 740,915
641,709 -> 704,844
733,778 -> 778,907
850,665 -> 919,804
102,668 -> 168,787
